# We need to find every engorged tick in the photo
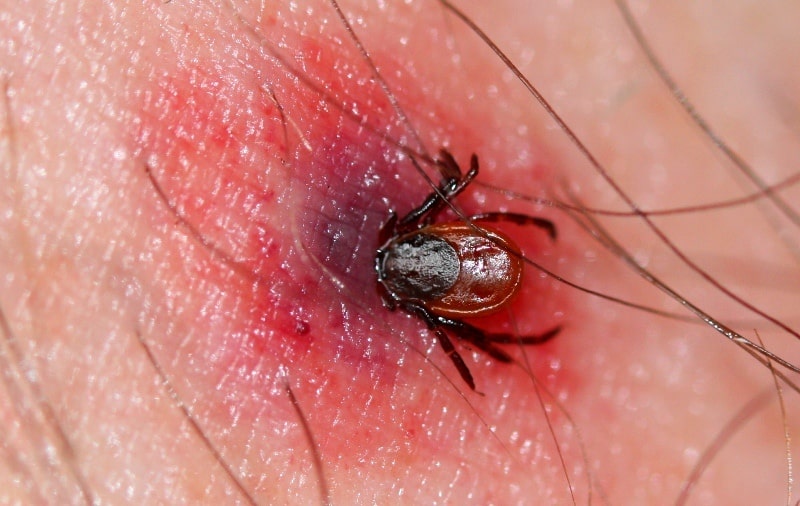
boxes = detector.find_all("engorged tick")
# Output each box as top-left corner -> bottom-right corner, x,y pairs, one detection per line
375,149 -> 561,391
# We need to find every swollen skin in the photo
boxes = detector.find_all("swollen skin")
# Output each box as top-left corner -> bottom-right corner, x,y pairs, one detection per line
129,1 -> 584,503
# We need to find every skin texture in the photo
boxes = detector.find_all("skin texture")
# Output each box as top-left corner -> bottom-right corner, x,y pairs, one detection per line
2,0 -> 800,504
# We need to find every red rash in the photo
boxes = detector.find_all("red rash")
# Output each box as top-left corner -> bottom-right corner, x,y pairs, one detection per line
126,1 -> 586,500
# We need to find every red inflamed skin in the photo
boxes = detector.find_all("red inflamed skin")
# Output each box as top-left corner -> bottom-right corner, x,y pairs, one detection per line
2,0 -> 800,504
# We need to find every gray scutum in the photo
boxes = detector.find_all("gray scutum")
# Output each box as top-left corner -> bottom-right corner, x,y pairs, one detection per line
383,234 -> 459,299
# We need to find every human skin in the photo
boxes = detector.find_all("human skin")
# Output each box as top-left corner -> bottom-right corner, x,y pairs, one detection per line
2,0 -> 800,504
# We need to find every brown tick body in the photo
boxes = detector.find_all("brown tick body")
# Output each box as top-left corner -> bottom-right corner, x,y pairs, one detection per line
375,150 -> 560,390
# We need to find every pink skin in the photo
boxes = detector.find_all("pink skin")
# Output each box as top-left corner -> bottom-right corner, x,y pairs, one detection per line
2,0 -> 800,504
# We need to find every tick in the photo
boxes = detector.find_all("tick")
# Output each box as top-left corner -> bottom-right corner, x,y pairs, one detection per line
375,150 -> 561,390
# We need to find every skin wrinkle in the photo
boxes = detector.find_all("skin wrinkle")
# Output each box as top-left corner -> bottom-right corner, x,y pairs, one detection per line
0,0 -> 799,504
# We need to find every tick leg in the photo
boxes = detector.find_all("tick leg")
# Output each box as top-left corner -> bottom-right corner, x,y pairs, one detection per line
433,327 -> 476,391
434,150 -> 478,208
435,316 -> 560,359
377,211 -> 398,244
435,149 -> 463,180
434,315 -> 515,363
397,150 -> 479,231
396,178 -> 457,231
470,212 -> 557,240
483,325 -> 562,345
400,301 -> 478,390
396,304 -> 558,391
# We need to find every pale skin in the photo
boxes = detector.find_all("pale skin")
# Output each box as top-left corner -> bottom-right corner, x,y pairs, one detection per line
2,0 -> 800,504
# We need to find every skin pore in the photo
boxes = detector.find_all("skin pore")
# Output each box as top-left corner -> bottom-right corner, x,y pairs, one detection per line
2,0 -> 800,503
